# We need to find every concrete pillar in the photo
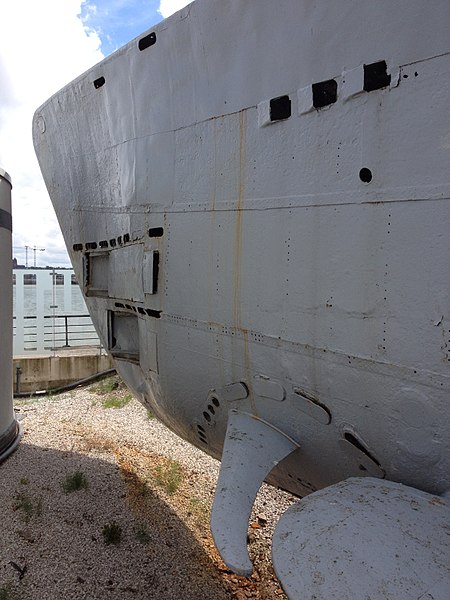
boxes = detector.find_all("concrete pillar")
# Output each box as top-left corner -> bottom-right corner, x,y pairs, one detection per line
0,168 -> 21,462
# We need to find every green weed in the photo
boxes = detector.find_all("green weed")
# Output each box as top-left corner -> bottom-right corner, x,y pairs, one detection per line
154,459 -> 183,495
62,471 -> 89,493
0,584 -> 15,600
102,521 -> 122,545
102,394 -> 132,409
13,492 -> 42,523
189,496 -> 210,524
134,524 -> 151,545
90,376 -> 120,395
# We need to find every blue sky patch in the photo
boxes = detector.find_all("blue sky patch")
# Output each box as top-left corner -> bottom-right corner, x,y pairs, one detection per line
80,0 -> 163,56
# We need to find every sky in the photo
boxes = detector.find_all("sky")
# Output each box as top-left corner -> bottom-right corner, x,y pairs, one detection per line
0,0 -> 190,268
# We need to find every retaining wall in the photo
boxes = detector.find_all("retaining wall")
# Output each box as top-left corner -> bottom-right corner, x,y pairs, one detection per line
13,351 -> 114,393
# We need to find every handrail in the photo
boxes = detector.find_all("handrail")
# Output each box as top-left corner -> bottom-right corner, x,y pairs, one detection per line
13,313 -> 101,353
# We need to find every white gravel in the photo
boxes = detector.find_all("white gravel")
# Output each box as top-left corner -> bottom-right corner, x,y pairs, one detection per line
0,377 -> 294,599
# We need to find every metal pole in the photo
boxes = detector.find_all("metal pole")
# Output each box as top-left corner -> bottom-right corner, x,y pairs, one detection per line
64,315 -> 69,347
0,168 -> 22,463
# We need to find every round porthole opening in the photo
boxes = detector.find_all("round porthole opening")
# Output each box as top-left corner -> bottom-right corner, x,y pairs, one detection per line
359,167 -> 373,183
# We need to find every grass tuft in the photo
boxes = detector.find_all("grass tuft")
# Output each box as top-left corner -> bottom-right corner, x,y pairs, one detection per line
13,492 -> 42,523
0,584 -> 15,600
90,376 -> 120,395
102,394 -> 132,409
189,496 -> 210,524
134,524 -> 151,545
154,459 -> 183,495
62,471 -> 89,493
102,521 -> 122,545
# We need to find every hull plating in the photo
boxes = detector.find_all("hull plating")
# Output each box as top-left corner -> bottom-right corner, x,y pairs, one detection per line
33,0 -> 450,499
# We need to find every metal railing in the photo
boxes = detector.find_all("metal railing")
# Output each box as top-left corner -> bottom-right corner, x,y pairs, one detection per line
14,314 -> 100,353
13,268 -> 102,355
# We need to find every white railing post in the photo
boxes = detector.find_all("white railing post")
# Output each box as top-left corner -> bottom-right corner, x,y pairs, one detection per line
35,270 -> 50,352
13,270 -> 25,355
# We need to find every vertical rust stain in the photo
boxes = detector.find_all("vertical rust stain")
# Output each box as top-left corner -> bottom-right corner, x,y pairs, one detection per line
231,111 -> 257,415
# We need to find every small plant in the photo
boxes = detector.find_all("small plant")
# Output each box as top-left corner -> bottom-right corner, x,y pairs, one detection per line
102,521 -> 122,545
154,459 -> 183,495
134,524 -> 151,545
90,376 -> 120,395
189,496 -> 210,524
19,478 -> 28,485
146,409 -> 155,420
0,584 -> 15,600
102,394 -> 132,409
13,492 -> 42,523
0,585 -> 10,600
62,471 -> 89,493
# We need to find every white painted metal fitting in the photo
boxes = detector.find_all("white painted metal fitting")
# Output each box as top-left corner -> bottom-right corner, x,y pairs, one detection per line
0,168 -> 22,463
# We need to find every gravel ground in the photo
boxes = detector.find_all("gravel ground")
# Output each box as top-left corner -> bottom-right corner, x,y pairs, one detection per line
0,376 -> 294,599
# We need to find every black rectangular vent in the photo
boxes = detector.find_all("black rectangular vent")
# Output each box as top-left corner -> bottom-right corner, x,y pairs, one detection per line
93,76 -> 105,89
138,32 -> 156,51
149,227 -> 164,238
270,95 -> 291,121
312,79 -> 337,108
363,61 -> 391,92
153,251 -> 160,294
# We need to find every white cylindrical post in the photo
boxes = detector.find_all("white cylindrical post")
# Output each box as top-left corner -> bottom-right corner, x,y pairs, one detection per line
0,168 -> 21,462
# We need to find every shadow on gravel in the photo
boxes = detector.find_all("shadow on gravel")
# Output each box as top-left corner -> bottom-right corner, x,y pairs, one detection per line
0,441 -> 232,600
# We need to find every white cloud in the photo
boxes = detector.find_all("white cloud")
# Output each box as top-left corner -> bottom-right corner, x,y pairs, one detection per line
1,1 -> 190,268
158,0 -> 192,19
0,1 -> 103,267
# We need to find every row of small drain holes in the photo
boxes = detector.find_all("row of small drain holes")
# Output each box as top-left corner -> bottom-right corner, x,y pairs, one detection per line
196,396 -> 221,445
72,227 -> 164,253
114,302 -> 161,319
268,60 -> 391,121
